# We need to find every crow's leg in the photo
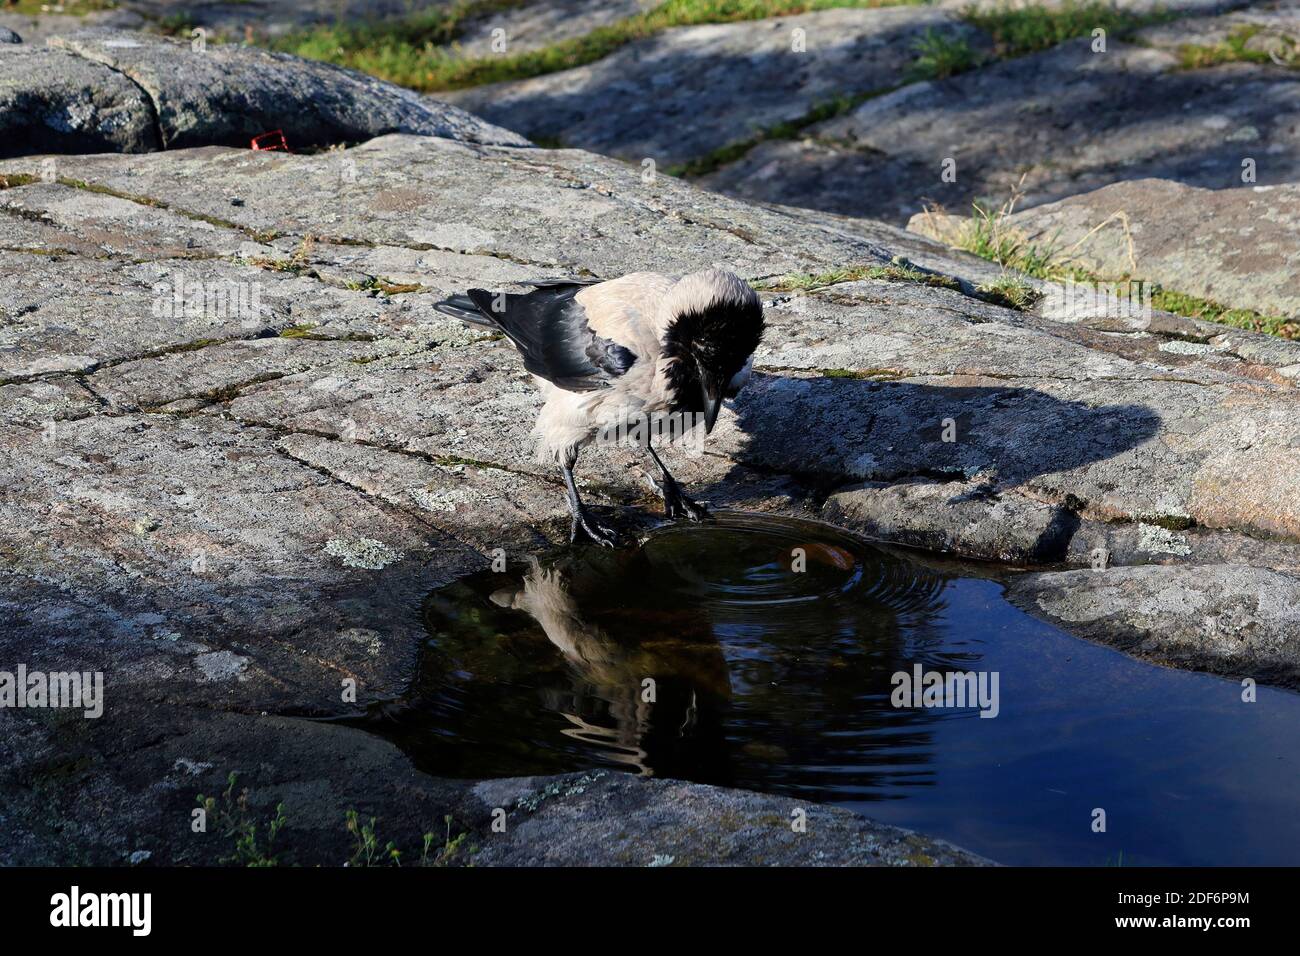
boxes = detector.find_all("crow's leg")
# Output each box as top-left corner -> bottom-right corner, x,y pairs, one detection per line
646,443 -> 710,522
562,460 -> 620,548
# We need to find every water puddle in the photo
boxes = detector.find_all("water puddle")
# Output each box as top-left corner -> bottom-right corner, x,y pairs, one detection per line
354,513 -> 1300,866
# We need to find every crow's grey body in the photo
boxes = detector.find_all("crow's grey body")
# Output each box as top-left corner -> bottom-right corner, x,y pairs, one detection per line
531,272 -> 677,466
435,269 -> 763,545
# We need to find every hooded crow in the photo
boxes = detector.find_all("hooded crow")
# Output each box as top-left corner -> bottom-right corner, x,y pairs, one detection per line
434,269 -> 765,547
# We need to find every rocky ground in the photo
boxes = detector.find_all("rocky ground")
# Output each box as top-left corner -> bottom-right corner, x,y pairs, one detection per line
448,5 -> 994,168
2,6 -> 1299,866
700,1 -> 1300,222
432,0 -> 1300,225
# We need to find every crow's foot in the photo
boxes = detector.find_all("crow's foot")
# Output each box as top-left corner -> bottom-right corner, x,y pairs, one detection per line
661,478 -> 711,523
569,507 -> 621,548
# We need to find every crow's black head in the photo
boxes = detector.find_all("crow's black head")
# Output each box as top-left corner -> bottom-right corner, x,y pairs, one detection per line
661,270 -> 764,432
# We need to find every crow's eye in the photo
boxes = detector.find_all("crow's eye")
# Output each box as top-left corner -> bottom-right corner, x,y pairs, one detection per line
725,357 -> 754,398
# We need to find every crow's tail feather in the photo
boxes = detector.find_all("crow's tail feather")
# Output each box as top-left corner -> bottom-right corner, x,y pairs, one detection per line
434,293 -> 496,328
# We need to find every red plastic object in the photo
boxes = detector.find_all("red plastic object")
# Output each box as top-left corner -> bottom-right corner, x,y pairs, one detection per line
250,130 -> 290,152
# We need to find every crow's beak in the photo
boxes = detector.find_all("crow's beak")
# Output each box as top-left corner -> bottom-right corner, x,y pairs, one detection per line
701,383 -> 723,434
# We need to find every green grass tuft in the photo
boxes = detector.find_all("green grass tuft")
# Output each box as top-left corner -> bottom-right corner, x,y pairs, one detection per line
0,172 -> 38,190
963,0 -> 1174,57
955,207 -> 1066,279
977,274 -> 1041,310
197,772 -> 288,867
1151,286 -> 1299,339
919,187 -> 1071,281
3,0 -> 118,14
344,275 -> 425,295
821,367 -> 905,379
758,258 -> 961,293
154,12 -> 200,36
1176,24 -> 1298,70
907,28 -> 980,81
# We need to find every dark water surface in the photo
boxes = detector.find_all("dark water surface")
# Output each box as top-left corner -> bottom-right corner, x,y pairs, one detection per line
354,513 -> 1300,866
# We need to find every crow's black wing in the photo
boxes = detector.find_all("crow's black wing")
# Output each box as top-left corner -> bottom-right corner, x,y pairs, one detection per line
432,278 -> 600,327
432,293 -> 493,327
464,284 -> 636,392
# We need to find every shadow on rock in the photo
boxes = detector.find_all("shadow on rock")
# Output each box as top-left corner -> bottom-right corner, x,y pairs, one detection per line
717,372 -> 1162,499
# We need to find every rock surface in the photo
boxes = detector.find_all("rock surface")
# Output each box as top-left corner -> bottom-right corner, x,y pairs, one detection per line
470,773 -> 991,866
1007,564 -> 1300,686
0,28 -> 527,157
0,42 -> 161,156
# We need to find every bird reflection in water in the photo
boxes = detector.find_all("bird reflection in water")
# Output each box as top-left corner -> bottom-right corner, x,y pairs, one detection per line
488,554 -> 733,776
358,514 -> 963,799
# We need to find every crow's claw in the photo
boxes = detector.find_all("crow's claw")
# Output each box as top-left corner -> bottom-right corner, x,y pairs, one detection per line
662,480 -> 711,523
570,508 -> 621,548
